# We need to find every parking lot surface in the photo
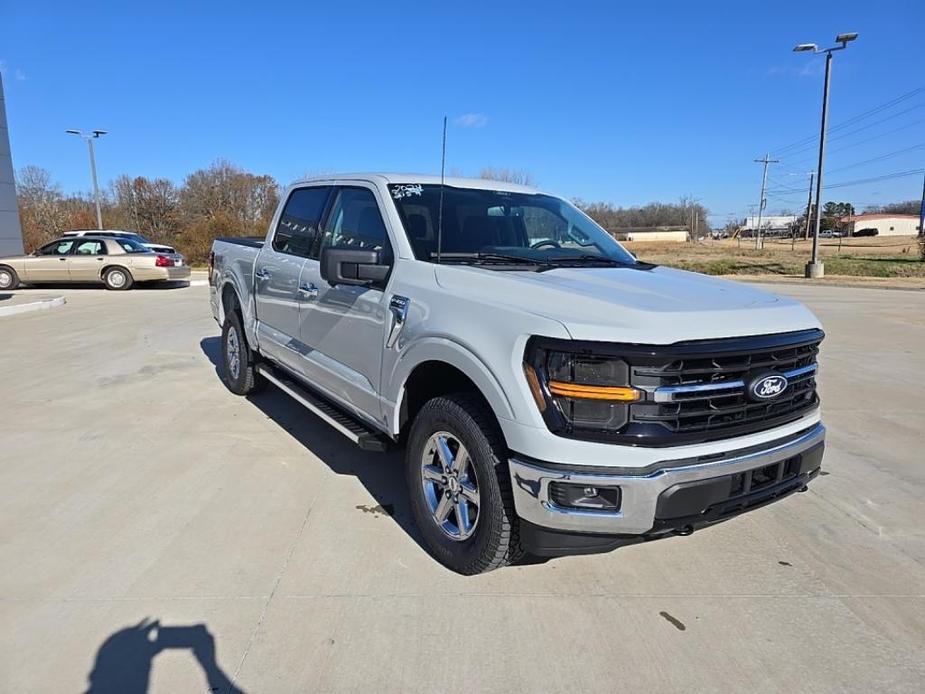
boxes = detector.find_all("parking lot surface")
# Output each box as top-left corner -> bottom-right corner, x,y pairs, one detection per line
1,281 -> 923,693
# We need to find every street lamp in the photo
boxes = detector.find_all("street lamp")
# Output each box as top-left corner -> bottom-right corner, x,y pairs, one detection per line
66,129 -> 108,230
793,32 -> 858,279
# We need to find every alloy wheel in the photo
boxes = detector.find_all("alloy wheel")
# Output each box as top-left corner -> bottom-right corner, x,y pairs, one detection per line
420,431 -> 481,541
226,325 -> 241,380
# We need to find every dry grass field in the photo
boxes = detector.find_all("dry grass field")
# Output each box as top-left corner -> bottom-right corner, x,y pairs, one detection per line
627,235 -> 925,279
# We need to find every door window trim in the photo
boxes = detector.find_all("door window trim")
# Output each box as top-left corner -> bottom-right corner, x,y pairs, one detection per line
270,185 -> 334,260
315,185 -> 395,263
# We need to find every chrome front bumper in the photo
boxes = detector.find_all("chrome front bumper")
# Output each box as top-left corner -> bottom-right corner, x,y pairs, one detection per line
508,423 -> 825,535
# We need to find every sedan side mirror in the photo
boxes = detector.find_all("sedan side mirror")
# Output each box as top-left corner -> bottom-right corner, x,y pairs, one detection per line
320,246 -> 390,287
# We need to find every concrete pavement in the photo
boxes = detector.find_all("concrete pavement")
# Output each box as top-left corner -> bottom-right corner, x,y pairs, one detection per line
0,282 -> 923,692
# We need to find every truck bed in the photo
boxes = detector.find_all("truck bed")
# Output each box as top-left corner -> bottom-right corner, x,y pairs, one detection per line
210,237 -> 264,325
214,236 -> 264,249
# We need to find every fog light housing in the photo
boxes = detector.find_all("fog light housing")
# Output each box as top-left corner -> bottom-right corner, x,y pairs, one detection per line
549,482 -> 621,511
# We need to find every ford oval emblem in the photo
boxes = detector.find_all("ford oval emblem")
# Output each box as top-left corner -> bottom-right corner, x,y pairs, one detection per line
748,373 -> 789,401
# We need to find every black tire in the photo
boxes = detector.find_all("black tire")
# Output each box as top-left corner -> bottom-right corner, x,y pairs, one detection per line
220,311 -> 264,396
406,393 -> 524,575
0,266 -> 20,290
103,266 -> 134,291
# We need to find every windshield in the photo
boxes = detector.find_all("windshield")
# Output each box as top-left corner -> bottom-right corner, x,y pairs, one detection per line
388,184 -> 636,266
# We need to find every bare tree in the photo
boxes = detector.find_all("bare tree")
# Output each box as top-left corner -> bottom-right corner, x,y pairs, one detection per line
112,175 -> 180,241
15,166 -> 70,247
478,167 -> 536,186
863,200 -> 920,215
575,197 -> 709,234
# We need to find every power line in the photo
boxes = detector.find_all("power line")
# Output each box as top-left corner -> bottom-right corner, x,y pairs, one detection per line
822,168 -> 925,190
777,103 -> 925,160
781,118 -> 925,169
771,87 -> 925,156
826,143 -> 925,174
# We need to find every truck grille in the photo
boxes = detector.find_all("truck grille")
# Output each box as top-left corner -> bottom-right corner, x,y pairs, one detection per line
627,330 -> 822,445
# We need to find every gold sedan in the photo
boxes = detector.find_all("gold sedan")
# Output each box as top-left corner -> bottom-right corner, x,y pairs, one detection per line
0,236 -> 191,291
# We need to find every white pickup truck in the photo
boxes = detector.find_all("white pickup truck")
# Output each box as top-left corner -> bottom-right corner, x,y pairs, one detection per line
209,173 -> 825,574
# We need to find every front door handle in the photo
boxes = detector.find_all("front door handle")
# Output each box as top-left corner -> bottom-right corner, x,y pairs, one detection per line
59,257 -> 68,262
254,268 -> 271,280
298,282 -> 319,300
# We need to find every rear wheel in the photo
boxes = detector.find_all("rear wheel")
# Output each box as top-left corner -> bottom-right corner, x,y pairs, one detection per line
103,267 -> 133,291
406,393 -> 523,575
221,310 -> 264,395
0,266 -> 19,290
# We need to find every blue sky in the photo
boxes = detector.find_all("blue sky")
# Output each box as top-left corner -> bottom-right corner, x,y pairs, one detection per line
2,0 -> 923,224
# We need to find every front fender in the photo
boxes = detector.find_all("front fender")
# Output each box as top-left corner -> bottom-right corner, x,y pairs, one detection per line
385,337 -> 516,436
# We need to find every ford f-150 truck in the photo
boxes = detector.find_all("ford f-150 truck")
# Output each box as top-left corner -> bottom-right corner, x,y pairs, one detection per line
209,173 -> 825,575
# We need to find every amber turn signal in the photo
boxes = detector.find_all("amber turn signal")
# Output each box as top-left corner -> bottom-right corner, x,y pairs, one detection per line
522,363 -> 547,412
547,381 -> 641,401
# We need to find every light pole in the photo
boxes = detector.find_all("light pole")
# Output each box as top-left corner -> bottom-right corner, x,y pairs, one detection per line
66,129 -> 107,229
794,32 -> 858,279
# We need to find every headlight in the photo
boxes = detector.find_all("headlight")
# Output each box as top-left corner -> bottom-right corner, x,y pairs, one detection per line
523,337 -> 640,439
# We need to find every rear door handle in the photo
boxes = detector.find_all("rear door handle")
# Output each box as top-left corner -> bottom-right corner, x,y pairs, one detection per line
59,257 -> 68,262
298,282 -> 319,299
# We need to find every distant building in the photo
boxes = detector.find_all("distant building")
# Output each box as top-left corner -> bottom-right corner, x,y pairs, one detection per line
612,227 -> 689,243
742,215 -> 797,232
839,214 -> 921,237
0,73 -> 25,257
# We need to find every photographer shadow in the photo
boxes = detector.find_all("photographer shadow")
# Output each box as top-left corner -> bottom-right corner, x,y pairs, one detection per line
84,618 -> 242,694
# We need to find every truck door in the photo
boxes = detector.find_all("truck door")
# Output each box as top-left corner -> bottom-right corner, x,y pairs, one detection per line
254,185 -> 332,376
298,185 -> 393,425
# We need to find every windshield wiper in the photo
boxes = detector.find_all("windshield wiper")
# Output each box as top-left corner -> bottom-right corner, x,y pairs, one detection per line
546,254 -> 633,266
430,252 -> 552,267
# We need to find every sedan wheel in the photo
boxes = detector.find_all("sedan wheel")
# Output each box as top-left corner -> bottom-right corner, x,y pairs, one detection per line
104,267 -> 133,291
0,268 -> 17,290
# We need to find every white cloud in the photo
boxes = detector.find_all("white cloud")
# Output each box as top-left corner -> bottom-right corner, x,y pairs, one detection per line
0,60 -> 26,81
766,62 -> 824,79
453,113 -> 488,128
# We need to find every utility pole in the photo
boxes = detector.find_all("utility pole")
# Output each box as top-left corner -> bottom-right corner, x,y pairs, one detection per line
753,154 -> 778,250
803,172 -> 815,241
66,129 -> 107,229
918,172 -> 924,238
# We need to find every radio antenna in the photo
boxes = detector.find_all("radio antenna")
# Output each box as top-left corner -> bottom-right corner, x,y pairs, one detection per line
436,116 -> 447,264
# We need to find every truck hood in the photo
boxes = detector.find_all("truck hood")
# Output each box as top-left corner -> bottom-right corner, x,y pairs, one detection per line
435,264 -> 821,343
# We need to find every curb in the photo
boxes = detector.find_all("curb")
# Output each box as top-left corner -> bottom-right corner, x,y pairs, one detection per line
0,296 -> 67,318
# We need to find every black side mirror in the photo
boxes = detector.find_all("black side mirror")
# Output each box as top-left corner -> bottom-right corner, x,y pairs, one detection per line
320,246 -> 390,287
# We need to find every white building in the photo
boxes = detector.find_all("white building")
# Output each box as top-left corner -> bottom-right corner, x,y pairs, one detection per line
742,215 -> 797,231
841,214 -> 922,237
0,73 -> 25,257
613,227 -> 689,243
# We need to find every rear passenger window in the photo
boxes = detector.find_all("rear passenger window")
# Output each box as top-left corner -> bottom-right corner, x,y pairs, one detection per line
74,240 -> 106,255
320,187 -> 392,259
273,186 -> 331,258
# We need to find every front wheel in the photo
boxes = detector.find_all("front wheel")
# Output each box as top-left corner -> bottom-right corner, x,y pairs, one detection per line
0,266 -> 20,290
406,393 -> 523,575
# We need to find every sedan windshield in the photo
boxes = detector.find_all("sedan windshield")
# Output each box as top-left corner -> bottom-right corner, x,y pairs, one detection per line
388,184 -> 636,267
